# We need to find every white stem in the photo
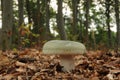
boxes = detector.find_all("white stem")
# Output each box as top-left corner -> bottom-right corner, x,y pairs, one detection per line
60,55 -> 75,72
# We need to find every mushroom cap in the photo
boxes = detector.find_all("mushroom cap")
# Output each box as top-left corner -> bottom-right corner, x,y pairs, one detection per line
42,40 -> 86,55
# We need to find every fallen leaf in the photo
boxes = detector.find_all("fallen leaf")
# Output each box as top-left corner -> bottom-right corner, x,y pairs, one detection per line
27,64 -> 37,71
3,74 -> 14,80
16,67 -> 26,72
17,76 -> 23,80
106,74 -> 114,80
110,70 -> 120,74
118,74 -> 120,80
90,76 -> 100,80
15,61 -> 26,67
0,54 -> 10,66
103,64 -> 116,69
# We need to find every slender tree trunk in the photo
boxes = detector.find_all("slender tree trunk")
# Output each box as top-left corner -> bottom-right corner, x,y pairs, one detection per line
0,0 -> 3,49
78,1 -> 84,42
45,0 -> 51,40
57,0 -> 67,40
31,0 -> 41,34
114,0 -> 120,49
72,0 -> 79,37
84,0 -> 90,45
91,30 -> 96,50
0,29 -> 1,49
18,0 -> 24,48
37,0 -> 46,41
26,0 -> 32,23
2,0 -> 13,50
105,0 -> 112,48
36,0 -> 40,32
18,0 -> 24,26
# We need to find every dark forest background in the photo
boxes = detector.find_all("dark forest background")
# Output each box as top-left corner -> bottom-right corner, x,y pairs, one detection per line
0,0 -> 120,51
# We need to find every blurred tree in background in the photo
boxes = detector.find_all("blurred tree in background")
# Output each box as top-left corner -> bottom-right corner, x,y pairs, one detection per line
0,0 -> 119,51
1,0 -> 13,51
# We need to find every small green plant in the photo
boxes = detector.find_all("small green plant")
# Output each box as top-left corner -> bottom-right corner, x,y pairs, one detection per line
19,23 -> 40,47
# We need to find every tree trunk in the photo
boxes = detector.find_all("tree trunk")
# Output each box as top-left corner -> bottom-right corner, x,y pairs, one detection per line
0,29 -> 2,49
26,0 -> 32,23
37,0 -> 40,28
72,0 -> 79,37
31,0 -> 41,34
57,0 -> 67,40
0,0 -> 3,49
105,0 -> 112,48
91,30 -> 96,50
84,0 -> 90,45
18,0 -> 24,26
2,0 -> 13,50
77,2 -> 84,42
45,0 -> 51,40
114,0 -> 120,49
17,0 -> 24,48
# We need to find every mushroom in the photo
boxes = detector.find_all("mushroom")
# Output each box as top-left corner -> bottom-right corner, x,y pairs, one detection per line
42,40 -> 86,72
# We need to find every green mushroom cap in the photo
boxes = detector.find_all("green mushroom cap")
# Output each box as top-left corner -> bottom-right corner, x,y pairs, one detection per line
42,40 -> 86,55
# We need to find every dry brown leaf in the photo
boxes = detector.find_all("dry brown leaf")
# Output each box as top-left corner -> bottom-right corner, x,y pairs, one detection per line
76,60 -> 84,65
90,76 -> 99,80
2,74 -> 14,80
0,54 -> 10,66
16,67 -> 26,72
40,69 -> 50,72
15,61 -> 26,67
118,74 -> 120,80
27,64 -> 37,71
103,64 -> 116,69
85,51 -> 101,60
19,48 -> 29,56
31,72 -> 42,80
106,74 -> 114,80
18,76 -> 23,80
110,70 -> 120,74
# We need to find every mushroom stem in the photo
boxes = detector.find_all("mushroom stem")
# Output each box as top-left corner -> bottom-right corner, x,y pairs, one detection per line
59,55 -> 75,72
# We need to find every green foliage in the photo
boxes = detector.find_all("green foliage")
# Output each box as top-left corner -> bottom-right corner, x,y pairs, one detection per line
89,26 -> 116,48
95,26 -> 108,44
18,23 -> 40,47
22,38 -> 30,46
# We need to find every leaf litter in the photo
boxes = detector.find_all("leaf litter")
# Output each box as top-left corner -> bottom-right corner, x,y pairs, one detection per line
0,49 -> 120,80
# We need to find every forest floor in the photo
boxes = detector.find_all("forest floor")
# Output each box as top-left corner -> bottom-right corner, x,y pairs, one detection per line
0,48 -> 120,80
